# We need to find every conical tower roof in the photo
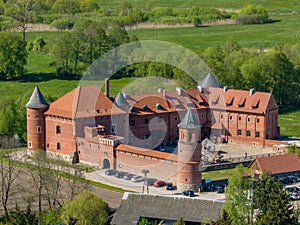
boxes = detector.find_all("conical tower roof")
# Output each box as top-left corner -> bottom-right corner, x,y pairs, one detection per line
199,72 -> 222,88
178,108 -> 202,129
114,92 -> 129,108
26,85 -> 48,108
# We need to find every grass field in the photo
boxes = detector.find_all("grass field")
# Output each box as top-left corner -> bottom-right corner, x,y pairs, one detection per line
96,0 -> 300,11
128,14 -> 300,53
278,106 -> 300,139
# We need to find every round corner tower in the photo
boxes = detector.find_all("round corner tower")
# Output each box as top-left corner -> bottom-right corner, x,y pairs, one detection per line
26,85 -> 49,151
177,108 -> 202,192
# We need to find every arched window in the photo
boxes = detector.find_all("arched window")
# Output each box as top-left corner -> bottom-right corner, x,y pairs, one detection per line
57,142 -> 61,150
56,126 -> 61,134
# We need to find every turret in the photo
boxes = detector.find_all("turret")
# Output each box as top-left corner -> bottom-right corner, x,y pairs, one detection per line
177,108 -> 202,192
26,85 -> 48,150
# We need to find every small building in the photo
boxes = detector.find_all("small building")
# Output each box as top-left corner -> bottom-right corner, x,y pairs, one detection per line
248,153 -> 300,178
111,192 -> 224,225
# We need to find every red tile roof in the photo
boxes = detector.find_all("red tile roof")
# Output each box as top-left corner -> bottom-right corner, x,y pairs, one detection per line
249,154 -> 300,175
45,85 -> 124,118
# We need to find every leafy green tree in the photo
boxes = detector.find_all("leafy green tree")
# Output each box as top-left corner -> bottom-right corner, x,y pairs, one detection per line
0,33 -> 27,80
61,190 -> 109,225
5,204 -> 38,225
224,164 -> 250,225
216,210 -> 232,225
253,173 -> 298,225
51,0 -> 80,15
174,217 -> 185,225
5,0 -> 36,42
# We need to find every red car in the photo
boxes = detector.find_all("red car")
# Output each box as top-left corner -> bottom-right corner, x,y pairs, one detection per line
153,180 -> 166,187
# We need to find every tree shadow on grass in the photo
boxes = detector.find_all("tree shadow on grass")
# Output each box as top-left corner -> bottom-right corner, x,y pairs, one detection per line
279,105 -> 300,114
20,73 -> 80,82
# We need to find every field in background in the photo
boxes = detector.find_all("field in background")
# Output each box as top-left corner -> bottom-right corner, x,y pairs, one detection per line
96,0 -> 300,11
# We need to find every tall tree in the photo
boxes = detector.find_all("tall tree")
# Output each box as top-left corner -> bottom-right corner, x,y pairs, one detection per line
60,190 -> 109,225
0,137 -> 21,219
5,0 -> 36,42
253,173 -> 298,225
0,33 -> 27,80
223,164 -> 250,225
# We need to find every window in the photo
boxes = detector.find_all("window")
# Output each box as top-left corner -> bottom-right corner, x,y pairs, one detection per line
110,124 -> 117,134
220,114 -> 224,119
37,126 -> 41,133
238,130 -> 242,135
56,126 -> 61,134
256,118 -> 260,123
46,143 -> 49,148
57,142 -> 61,150
174,115 -> 178,122
144,118 -> 149,125
28,141 -> 32,148
130,119 -> 135,126
238,116 -> 241,121
247,117 -> 251,122
201,113 -> 204,119
229,115 -> 233,120
247,130 -> 251,137
256,132 -> 260,138
144,132 -> 150,139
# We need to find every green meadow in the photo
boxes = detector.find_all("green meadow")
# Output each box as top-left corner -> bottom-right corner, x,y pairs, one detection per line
0,0 -> 299,140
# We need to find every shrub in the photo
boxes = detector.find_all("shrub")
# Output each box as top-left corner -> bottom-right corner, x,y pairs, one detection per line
50,18 -> 74,30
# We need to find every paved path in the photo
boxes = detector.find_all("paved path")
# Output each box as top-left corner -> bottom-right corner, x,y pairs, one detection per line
85,169 -> 225,202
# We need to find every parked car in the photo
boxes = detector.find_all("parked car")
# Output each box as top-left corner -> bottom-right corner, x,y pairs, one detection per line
182,190 -> 195,197
123,173 -> 133,180
215,185 -> 225,193
153,180 -> 166,187
131,175 -> 144,182
166,183 -> 174,190
114,171 -> 126,178
105,169 -> 117,176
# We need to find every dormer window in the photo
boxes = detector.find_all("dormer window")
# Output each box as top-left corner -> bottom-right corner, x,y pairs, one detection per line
129,106 -> 135,113
142,105 -> 149,112
212,96 -> 220,105
251,99 -> 259,110
156,103 -> 162,110
238,97 -> 246,108
226,96 -> 234,107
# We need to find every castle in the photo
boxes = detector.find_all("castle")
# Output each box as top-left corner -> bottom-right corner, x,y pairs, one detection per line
26,72 -> 280,191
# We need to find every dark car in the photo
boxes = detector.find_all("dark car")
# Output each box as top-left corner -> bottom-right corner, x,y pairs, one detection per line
114,171 -> 126,178
105,169 -> 117,176
153,180 -> 166,187
182,190 -> 195,197
166,183 -> 174,190
215,186 -> 225,193
123,173 -> 133,180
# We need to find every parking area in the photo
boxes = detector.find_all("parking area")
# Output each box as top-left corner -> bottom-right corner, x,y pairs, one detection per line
85,169 -> 225,201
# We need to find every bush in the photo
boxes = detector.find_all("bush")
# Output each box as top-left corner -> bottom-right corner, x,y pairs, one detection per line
50,19 -> 75,30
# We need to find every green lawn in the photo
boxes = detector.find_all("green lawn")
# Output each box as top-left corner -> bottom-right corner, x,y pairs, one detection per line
278,106 -> 300,139
202,167 -> 250,181
128,14 -> 300,53
96,0 -> 300,11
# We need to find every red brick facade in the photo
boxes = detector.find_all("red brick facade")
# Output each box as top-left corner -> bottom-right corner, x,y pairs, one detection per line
26,76 -> 281,189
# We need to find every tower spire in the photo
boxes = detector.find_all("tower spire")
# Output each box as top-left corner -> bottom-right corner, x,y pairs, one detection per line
26,85 -> 48,108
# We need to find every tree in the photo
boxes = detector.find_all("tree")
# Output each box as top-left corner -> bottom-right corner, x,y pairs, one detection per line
216,210 -> 232,225
0,33 -> 27,80
5,204 -> 38,225
174,217 -> 185,225
0,138 -> 21,219
60,190 -> 109,225
253,173 -> 298,225
5,0 -> 36,42
223,164 -> 250,225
